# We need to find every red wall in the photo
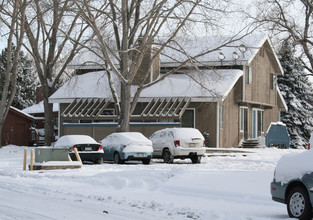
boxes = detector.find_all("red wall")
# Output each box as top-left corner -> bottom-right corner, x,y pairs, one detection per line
2,109 -> 33,146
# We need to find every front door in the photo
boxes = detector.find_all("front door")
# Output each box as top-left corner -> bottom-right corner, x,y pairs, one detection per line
252,109 -> 264,138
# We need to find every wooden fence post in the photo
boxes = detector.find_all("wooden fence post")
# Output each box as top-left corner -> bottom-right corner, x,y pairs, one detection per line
30,149 -> 34,171
74,148 -> 82,164
23,149 -> 27,171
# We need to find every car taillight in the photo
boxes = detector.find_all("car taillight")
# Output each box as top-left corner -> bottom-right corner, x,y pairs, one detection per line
203,140 -> 206,147
98,145 -> 103,151
174,140 -> 180,147
71,145 -> 77,152
309,144 -> 311,150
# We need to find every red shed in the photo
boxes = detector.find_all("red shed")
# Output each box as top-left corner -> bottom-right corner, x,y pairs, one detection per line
2,107 -> 36,146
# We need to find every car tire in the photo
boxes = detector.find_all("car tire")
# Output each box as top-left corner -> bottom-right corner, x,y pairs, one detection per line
113,153 -> 122,164
163,149 -> 174,164
95,158 -> 103,164
191,155 -> 201,164
142,159 -> 150,165
287,186 -> 312,219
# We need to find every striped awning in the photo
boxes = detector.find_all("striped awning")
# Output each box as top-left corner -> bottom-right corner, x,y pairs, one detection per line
61,97 -> 191,119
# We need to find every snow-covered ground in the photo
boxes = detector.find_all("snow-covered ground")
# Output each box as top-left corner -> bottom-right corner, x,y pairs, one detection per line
0,146 -> 305,220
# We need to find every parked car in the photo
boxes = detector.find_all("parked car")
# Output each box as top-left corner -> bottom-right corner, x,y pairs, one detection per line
149,128 -> 206,163
54,135 -> 104,164
100,132 -> 153,164
271,150 -> 313,219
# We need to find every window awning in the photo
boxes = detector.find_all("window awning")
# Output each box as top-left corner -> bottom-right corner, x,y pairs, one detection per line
61,97 -> 191,119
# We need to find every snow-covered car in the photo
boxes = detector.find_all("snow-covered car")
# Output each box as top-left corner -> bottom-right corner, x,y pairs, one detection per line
100,132 -> 153,164
54,135 -> 104,164
149,128 -> 206,164
271,150 -> 313,219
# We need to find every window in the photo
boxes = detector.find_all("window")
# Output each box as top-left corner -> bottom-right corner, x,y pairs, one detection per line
270,74 -> 276,90
245,66 -> 252,84
182,109 -> 195,128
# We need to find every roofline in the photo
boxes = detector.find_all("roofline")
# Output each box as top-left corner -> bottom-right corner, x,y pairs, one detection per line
10,106 -> 36,120
247,34 -> 284,75
49,96 -> 224,104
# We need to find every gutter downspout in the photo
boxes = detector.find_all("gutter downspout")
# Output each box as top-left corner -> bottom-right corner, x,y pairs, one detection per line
216,102 -> 220,148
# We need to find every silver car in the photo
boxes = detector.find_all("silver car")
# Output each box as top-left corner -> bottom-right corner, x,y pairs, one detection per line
149,128 -> 206,163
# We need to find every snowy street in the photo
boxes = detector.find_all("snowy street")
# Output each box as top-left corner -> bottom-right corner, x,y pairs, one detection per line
0,146 -> 304,219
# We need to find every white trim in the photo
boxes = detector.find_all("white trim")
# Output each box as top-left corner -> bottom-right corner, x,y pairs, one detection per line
239,106 -> 248,133
216,102 -> 220,148
57,103 -> 60,138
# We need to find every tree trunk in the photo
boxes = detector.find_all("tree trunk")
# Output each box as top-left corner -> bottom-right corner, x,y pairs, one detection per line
0,122 -> 3,147
118,83 -> 131,132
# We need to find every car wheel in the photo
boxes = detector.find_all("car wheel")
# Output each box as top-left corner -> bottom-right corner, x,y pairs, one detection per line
113,153 -> 122,164
142,159 -> 150,165
163,149 -> 174,164
95,158 -> 103,164
287,186 -> 312,219
191,155 -> 201,164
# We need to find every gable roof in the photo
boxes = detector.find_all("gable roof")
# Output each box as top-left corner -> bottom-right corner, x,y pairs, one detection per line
49,69 -> 243,103
10,106 -> 36,120
69,33 -> 283,75
22,101 -> 59,114
161,33 -> 283,74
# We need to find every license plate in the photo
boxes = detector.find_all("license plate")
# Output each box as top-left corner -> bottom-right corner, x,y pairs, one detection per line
137,153 -> 144,157
85,147 -> 92,151
189,143 -> 195,147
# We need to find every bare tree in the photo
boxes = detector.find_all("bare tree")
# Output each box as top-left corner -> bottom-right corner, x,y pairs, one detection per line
252,0 -> 313,75
22,0 -> 90,145
0,0 -> 27,147
75,0 -> 252,132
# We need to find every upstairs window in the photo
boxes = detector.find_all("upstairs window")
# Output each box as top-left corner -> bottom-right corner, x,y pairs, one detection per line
245,66 -> 252,85
270,74 -> 276,90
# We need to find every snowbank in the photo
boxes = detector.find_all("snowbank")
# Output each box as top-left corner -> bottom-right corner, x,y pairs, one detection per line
0,145 -> 304,219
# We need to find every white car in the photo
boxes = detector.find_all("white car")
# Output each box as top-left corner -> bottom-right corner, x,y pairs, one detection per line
100,132 -> 153,164
149,128 -> 206,163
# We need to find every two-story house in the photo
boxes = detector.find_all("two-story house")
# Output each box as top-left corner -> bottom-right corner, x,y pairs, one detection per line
49,33 -> 287,148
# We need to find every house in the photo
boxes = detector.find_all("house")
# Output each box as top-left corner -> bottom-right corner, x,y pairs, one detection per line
2,107 -> 36,146
49,33 -> 287,148
22,101 -> 59,145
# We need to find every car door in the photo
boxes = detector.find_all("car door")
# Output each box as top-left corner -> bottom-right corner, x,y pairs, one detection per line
102,136 -> 113,161
150,132 -> 162,156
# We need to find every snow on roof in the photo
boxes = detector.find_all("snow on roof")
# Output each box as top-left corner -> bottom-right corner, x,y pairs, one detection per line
10,106 -> 36,120
69,33 -> 283,74
100,132 -> 152,146
49,69 -> 243,103
22,101 -> 59,114
160,33 -> 264,64
140,69 -> 243,101
54,135 -> 97,148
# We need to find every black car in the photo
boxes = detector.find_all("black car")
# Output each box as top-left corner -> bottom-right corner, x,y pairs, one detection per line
54,135 -> 104,164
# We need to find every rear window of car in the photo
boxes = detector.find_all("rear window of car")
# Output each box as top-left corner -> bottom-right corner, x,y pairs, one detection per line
174,128 -> 203,139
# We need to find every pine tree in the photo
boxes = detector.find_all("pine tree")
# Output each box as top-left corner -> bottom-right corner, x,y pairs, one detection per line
277,41 -> 313,148
0,46 -> 36,109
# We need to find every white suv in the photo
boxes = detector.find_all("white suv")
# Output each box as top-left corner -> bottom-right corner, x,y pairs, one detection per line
149,128 -> 206,163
